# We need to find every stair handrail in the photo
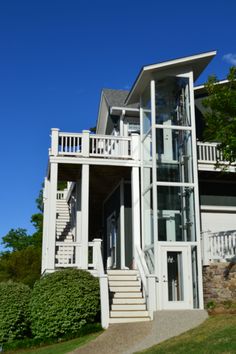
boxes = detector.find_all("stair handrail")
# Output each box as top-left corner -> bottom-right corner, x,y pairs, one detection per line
135,245 -> 157,320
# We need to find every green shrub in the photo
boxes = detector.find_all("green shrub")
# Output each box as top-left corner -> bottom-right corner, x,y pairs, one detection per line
206,300 -> 216,310
30,269 -> 100,339
0,281 -> 31,343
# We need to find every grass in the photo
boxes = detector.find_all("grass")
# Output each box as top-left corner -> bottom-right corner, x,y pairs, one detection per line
5,332 -> 102,354
136,315 -> 236,354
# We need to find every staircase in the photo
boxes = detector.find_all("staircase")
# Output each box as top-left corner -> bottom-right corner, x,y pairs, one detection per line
107,270 -> 150,324
55,198 -> 74,264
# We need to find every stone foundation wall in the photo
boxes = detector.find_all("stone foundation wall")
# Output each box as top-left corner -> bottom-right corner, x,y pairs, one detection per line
203,262 -> 236,305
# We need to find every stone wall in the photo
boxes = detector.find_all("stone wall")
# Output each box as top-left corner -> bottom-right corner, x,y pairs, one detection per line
203,262 -> 236,305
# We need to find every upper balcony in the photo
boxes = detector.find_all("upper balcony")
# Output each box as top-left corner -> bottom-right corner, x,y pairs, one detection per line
197,141 -> 235,172
49,129 -> 235,172
49,128 -> 140,166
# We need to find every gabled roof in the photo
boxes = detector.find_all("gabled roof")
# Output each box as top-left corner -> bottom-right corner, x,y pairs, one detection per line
103,89 -> 139,109
125,51 -> 217,104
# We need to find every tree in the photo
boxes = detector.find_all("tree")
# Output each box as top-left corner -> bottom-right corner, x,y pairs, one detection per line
0,189 -> 43,287
203,66 -> 236,166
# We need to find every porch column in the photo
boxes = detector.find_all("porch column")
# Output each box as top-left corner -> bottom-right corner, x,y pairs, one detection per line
81,164 -> 89,269
131,166 -> 141,268
75,179 -> 82,266
120,179 -> 125,269
47,162 -> 58,271
41,177 -> 49,274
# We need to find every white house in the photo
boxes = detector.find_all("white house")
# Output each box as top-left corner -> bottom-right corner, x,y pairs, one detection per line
41,51 -> 236,328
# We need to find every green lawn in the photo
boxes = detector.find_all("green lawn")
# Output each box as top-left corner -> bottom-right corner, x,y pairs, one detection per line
5,332 -> 102,354
136,315 -> 236,354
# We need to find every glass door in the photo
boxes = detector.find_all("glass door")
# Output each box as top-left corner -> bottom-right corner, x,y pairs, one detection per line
161,245 -> 192,309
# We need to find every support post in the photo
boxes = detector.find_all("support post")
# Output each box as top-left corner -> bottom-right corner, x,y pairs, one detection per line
47,162 -> 58,271
131,133 -> 140,161
75,179 -> 82,267
51,128 -> 59,156
81,164 -> 89,269
41,177 -> 49,274
131,166 -> 141,268
99,275 -> 109,329
82,130 -> 90,157
120,179 -> 125,269
147,274 -> 157,319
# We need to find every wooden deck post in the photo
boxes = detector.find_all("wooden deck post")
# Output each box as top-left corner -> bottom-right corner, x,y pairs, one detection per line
81,164 -> 89,269
47,162 -> 58,271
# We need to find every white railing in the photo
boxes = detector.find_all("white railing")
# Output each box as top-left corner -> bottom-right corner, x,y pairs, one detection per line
135,245 -> 157,319
90,134 -> 131,159
55,241 -> 80,266
202,230 -> 236,265
56,190 -> 67,200
58,132 -> 83,156
50,128 -> 138,161
197,142 -> 222,164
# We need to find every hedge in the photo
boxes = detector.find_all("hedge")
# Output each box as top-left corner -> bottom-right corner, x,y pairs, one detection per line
30,269 -> 100,339
0,281 -> 31,343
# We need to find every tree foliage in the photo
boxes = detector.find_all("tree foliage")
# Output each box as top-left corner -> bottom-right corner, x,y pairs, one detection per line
0,189 -> 43,287
30,269 -> 100,339
0,282 -> 31,343
203,66 -> 236,165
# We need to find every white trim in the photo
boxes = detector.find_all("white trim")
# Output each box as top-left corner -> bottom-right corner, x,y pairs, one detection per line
151,80 -> 158,277
194,79 -> 229,92
50,156 -> 140,167
189,71 -> 204,310
155,181 -> 195,188
200,205 -> 236,212
155,124 -> 192,131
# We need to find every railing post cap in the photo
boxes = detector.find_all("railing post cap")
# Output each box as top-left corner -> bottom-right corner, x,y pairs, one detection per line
93,238 -> 102,243
51,128 -> 60,132
82,130 -> 90,133
131,133 -> 139,136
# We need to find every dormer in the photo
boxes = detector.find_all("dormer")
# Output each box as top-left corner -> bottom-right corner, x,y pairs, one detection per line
96,89 -> 139,136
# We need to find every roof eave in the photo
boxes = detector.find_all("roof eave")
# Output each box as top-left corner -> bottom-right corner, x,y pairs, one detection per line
125,50 -> 217,105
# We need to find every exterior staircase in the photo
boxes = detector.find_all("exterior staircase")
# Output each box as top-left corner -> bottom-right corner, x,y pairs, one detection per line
107,269 -> 150,324
55,198 -> 74,264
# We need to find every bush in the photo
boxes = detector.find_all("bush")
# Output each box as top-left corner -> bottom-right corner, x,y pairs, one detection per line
30,269 -> 100,339
0,281 -> 31,343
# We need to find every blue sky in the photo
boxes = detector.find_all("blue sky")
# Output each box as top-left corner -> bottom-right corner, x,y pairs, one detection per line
0,0 -> 236,248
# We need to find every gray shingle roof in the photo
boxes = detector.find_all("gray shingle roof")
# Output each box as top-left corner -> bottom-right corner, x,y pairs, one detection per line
103,89 -> 139,109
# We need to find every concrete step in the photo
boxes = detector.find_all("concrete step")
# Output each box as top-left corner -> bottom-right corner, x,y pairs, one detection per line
114,292 -> 143,298
110,286 -> 141,293
110,310 -> 149,318
112,297 -> 145,304
107,270 -> 138,276
111,304 -> 146,311
109,317 -> 150,324
108,280 -> 140,287
108,275 -> 138,281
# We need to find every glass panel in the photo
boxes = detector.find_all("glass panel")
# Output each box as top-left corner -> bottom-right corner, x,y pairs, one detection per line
156,129 -> 193,182
141,84 -> 151,134
167,251 -> 184,301
155,77 -> 191,126
157,186 -> 196,242
191,246 -> 199,308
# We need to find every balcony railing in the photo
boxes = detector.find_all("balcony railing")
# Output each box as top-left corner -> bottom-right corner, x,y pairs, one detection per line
197,141 -> 222,164
51,129 -> 232,167
50,129 -> 137,160
202,230 -> 236,265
